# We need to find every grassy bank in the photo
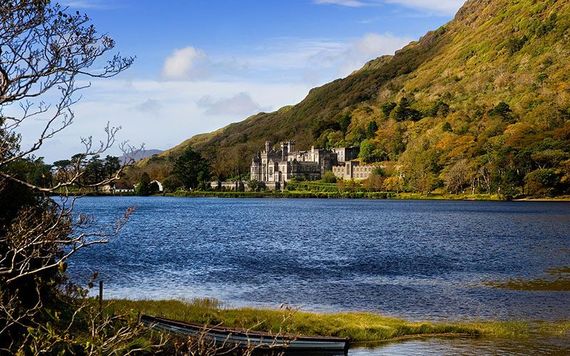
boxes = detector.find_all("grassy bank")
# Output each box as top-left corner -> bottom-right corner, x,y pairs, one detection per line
106,299 -> 569,344
168,190 -> 508,201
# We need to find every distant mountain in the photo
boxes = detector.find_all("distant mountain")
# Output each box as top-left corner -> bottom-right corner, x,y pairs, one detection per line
146,0 -> 570,196
122,149 -> 162,163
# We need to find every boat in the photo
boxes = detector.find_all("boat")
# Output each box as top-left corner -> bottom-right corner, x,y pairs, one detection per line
140,314 -> 349,355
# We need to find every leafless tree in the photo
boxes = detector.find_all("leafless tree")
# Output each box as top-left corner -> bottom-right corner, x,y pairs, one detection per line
0,1 -> 152,353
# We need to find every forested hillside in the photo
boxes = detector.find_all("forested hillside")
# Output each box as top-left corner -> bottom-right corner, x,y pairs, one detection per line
143,0 -> 570,197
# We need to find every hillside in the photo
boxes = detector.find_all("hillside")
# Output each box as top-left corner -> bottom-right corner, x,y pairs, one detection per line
144,0 -> 570,197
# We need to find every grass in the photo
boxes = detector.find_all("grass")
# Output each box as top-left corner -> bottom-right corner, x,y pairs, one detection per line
105,298 -> 568,344
169,190 -> 396,199
169,190 -> 509,201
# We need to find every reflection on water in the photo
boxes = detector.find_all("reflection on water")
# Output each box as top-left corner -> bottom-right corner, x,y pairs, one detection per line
351,336 -> 570,355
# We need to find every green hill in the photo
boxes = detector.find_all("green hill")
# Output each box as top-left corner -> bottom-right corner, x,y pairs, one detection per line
146,0 -> 570,197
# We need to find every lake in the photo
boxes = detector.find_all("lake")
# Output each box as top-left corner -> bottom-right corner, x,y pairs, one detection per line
69,197 -> 569,353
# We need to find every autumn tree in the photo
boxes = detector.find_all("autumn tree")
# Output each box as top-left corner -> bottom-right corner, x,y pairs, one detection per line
444,159 -> 474,194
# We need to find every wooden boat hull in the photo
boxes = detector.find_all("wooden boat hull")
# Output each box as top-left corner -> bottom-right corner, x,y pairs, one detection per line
141,314 -> 349,354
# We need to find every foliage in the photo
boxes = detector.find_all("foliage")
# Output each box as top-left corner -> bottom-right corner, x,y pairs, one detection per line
173,147 -> 211,190
163,175 -> 184,192
524,168 -> 561,196
488,101 -> 515,123
366,120 -> 378,138
247,179 -> 266,192
392,97 -> 423,122
381,102 -> 397,117
444,159 -> 475,194
321,171 -> 337,183
359,139 -> 386,163
136,172 -> 152,195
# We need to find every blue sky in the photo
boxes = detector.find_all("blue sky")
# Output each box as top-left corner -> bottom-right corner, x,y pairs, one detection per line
22,0 -> 466,161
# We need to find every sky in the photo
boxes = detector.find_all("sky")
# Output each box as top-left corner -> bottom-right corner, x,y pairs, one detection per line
17,0 -> 466,162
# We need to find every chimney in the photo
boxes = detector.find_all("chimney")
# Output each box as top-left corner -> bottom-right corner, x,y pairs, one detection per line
265,141 -> 271,153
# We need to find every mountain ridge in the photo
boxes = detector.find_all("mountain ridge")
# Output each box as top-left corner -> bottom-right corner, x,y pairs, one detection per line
142,0 -> 570,196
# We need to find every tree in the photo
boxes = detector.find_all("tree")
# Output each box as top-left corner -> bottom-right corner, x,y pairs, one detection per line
136,172 -> 152,196
366,121 -> 378,139
173,147 -> 211,190
103,155 -> 121,179
364,168 -> 385,191
359,139 -> 386,163
338,113 -> 352,134
163,175 -> 184,192
0,2 -> 146,353
525,168 -> 561,197
84,155 -> 104,189
488,101 -> 514,123
428,100 -> 450,117
247,179 -> 266,192
392,97 -> 423,122
381,102 -> 397,117
444,159 -> 474,194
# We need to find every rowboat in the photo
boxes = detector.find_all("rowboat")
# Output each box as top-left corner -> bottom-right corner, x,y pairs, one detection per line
141,314 -> 349,355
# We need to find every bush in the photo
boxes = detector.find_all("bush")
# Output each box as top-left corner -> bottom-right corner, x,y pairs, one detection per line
322,171 -> 337,183
525,169 -> 561,196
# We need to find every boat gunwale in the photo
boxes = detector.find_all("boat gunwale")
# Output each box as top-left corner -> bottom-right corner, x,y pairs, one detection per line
140,314 -> 350,343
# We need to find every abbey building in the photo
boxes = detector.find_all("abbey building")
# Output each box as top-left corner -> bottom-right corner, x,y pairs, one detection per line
250,140 -> 375,190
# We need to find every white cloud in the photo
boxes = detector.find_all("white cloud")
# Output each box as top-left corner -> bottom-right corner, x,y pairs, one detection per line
23,31 -> 411,162
61,0 -> 117,9
386,0 -> 464,14
162,47 -> 208,80
339,33 -> 411,74
19,79 -> 313,162
247,33 -> 410,82
197,93 -> 267,116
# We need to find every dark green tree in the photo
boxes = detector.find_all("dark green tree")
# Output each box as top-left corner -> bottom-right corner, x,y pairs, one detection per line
173,147 -> 211,190
84,155 -> 104,186
103,155 -> 121,179
338,114 -> 352,134
381,102 -> 397,117
136,172 -> 152,196
393,97 -> 423,122
163,175 -> 184,192
366,121 -> 379,139
488,101 -> 514,123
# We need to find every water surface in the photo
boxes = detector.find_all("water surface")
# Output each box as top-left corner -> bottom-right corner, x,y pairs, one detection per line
70,197 -> 570,322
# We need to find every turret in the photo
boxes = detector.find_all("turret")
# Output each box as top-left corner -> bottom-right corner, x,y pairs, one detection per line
264,141 -> 271,153
287,140 -> 295,153
281,142 -> 288,161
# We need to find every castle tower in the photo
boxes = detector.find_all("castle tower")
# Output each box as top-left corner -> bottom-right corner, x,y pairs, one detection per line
287,140 -> 295,154
281,142 -> 288,161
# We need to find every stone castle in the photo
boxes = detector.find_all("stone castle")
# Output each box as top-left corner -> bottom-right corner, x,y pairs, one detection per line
250,140 -> 375,190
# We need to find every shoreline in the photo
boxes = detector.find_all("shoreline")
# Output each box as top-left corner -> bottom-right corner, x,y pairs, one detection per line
108,298 -> 570,344
57,191 -> 570,202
